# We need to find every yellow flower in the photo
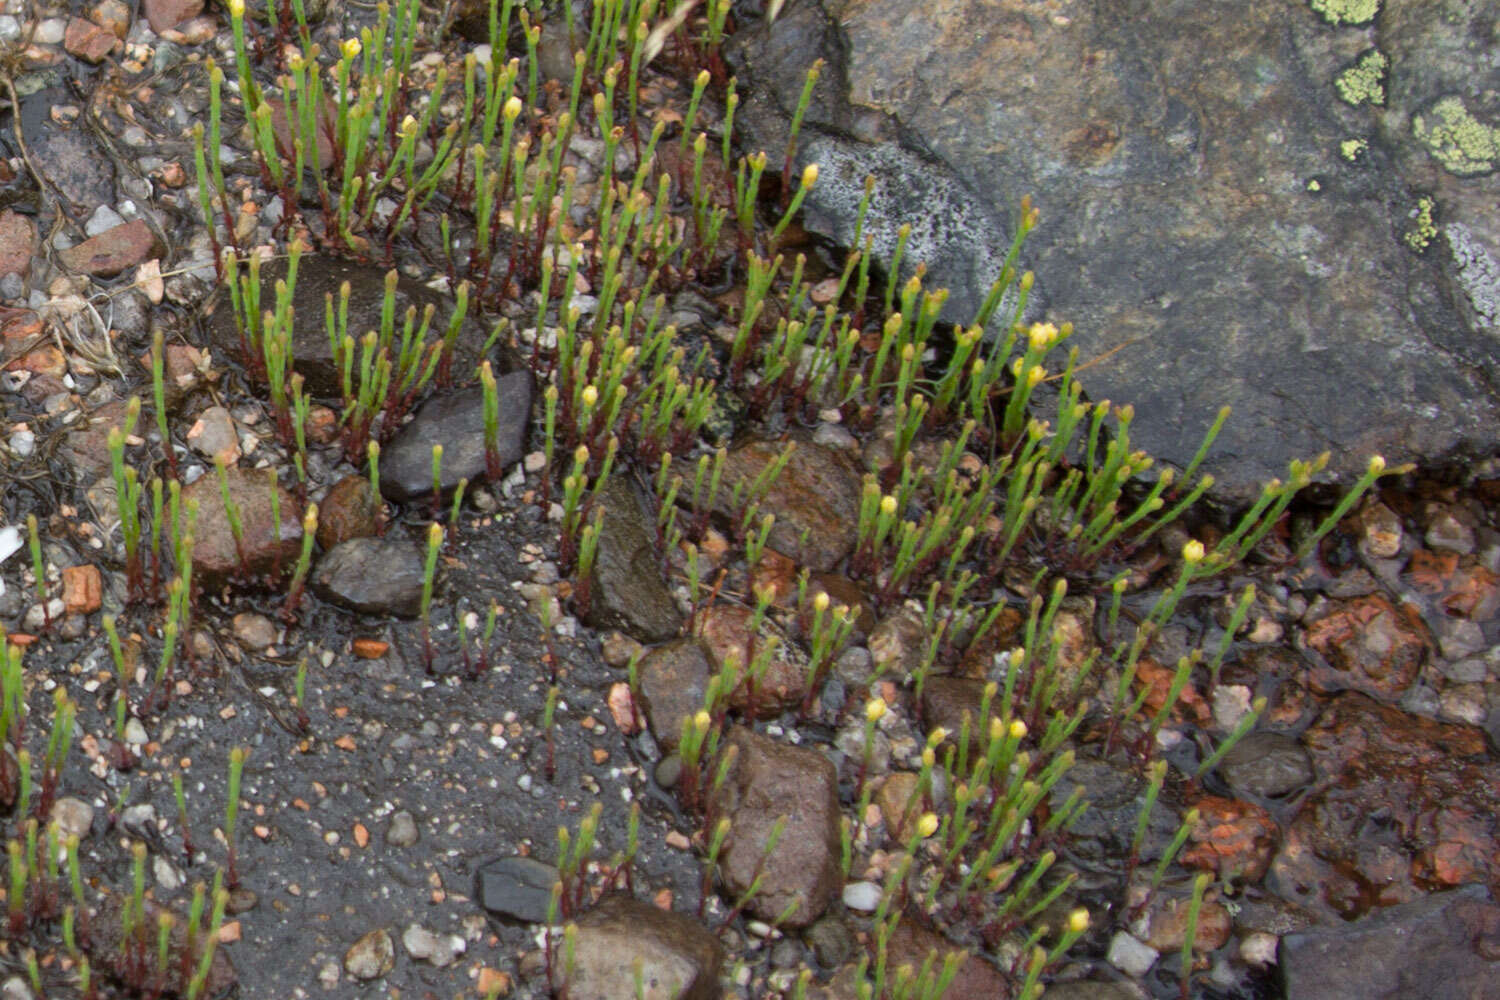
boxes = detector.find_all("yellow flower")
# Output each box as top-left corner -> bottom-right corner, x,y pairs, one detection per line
916,813 -> 940,838
864,697 -> 887,723
341,37 -> 361,61
1027,322 -> 1058,352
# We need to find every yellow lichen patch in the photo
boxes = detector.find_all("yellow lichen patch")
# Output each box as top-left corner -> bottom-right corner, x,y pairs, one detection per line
1404,196 -> 1437,252
1335,50 -> 1387,106
1413,97 -> 1500,176
1308,0 -> 1379,25
1340,138 -> 1368,161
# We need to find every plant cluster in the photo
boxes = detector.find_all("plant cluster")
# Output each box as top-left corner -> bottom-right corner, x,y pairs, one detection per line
156,0 -> 1412,997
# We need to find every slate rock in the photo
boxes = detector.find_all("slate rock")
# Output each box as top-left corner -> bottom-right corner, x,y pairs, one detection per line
1279,883 -> 1500,1000
183,465 -> 303,589
727,0 -> 1500,502
475,856 -> 559,924
378,377 -> 531,502
582,476 -> 683,642
311,534 -> 427,618
560,894 -> 723,1000
708,727 -> 842,928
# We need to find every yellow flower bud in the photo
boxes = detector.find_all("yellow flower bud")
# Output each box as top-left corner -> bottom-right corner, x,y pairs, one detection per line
1009,719 -> 1028,740
228,0 -> 245,18
801,163 -> 819,188
921,747 -> 935,769
504,96 -> 523,120
1368,454 -> 1386,474
1027,322 -> 1058,352
916,813 -> 940,838
1182,539 -> 1206,564
926,727 -> 948,748
813,591 -> 830,612
581,384 -> 599,408
341,37 -> 361,61
865,697 -> 887,723
693,710 -> 711,733
1027,365 -> 1046,387
880,495 -> 898,517
1067,908 -> 1090,934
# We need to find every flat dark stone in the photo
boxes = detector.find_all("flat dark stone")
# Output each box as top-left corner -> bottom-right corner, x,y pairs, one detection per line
379,374 -> 533,503
310,534 -> 427,618
475,856 -> 560,924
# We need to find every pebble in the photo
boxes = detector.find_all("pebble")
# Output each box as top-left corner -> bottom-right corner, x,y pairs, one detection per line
124,716 -> 149,746
1,976 -> 34,1000
402,924 -> 465,967
841,881 -> 883,912
85,205 -> 126,236
8,428 -> 34,458
50,797 -> 95,840
1107,931 -> 1159,977
344,928 -> 395,980
386,810 -> 419,847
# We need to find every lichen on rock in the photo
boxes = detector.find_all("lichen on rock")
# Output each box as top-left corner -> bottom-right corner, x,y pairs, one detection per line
1335,49 -> 1387,106
1413,97 -> 1500,176
1308,0 -> 1380,26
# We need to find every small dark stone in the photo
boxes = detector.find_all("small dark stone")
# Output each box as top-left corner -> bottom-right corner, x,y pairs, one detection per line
475,856 -> 561,924
654,754 -> 683,789
637,639 -> 713,751
379,377 -> 532,503
1218,731 -> 1314,799
805,916 -> 854,969
582,477 -> 683,642
311,535 -> 428,618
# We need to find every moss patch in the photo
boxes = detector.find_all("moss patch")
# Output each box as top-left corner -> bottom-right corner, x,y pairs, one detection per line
1404,196 -> 1437,252
1413,97 -> 1500,176
1335,49 -> 1387,106
1308,0 -> 1380,25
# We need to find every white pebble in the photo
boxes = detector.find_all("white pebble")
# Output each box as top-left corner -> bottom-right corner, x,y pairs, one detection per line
1107,931 -> 1159,977
841,881 -> 884,912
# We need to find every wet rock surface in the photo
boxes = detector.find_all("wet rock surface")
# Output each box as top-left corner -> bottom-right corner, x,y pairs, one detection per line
727,0 -> 1500,500
1279,883 -> 1500,1000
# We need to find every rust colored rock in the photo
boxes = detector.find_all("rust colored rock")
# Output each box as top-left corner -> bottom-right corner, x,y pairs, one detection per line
64,16 -> 118,62
694,603 -> 806,718
708,727 -> 842,928
1268,693 -> 1500,923
1179,795 -> 1279,884
885,920 -> 1008,1000
59,220 -> 164,278
1301,594 -> 1429,701
317,475 -> 378,550
0,210 -> 35,278
1135,894 -> 1233,953
61,564 -> 103,615
142,0 -> 204,34
714,439 -> 862,572
183,464 -> 303,589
